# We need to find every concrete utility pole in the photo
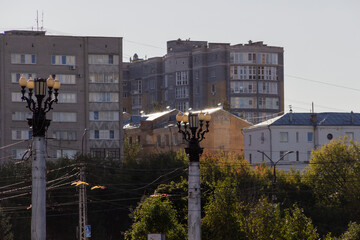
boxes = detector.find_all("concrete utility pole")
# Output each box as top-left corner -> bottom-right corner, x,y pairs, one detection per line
19,75 -> 60,240
79,129 -> 88,240
176,111 -> 211,240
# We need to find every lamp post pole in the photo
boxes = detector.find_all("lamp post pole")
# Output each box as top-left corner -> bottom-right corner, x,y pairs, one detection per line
257,150 -> 293,203
177,111 -> 211,240
19,75 -> 60,240
79,129 -> 88,240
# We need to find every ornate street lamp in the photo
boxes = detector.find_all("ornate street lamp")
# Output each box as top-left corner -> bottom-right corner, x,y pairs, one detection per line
19,74 -> 60,240
176,111 -> 211,240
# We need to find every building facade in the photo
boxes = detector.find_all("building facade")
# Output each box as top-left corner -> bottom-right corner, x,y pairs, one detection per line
124,39 -> 284,124
243,111 -> 360,171
124,108 -> 252,155
0,30 -> 123,162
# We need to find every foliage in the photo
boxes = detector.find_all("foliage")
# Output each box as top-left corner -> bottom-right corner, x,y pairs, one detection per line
124,197 -> 186,240
304,138 -> 360,207
326,222 -> 360,240
0,206 -> 14,240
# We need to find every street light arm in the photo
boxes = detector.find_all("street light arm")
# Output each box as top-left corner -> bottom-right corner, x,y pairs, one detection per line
257,150 -> 274,164
275,151 -> 294,165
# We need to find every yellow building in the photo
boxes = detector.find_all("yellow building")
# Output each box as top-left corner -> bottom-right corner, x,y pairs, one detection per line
123,108 -> 252,155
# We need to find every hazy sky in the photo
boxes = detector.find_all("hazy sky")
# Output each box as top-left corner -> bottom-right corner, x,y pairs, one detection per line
1,0 -> 360,113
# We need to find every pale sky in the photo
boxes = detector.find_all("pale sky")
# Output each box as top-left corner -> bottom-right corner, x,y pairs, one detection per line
1,0 -> 360,113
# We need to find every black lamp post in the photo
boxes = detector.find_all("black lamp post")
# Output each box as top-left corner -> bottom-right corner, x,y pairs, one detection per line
176,111 -> 211,240
19,74 -> 60,240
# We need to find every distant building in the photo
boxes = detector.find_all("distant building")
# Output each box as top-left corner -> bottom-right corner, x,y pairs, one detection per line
124,39 -> 284,124
243,111 -> 360,170
0,30 -> 123,162
123,108 -> 252,155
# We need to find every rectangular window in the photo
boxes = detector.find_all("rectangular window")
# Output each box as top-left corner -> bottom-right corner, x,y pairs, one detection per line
94,130 -> 99,139
280,151 -> 290,161
88,55 -> 119,65
56,74 -> 76,84
307,132 -> 313,142
11,73 -> 37,83
249,134 -> 252,146
175,86 -> 189,99
231,97 -> 257,109
110,130 -> 115,139
89,92 -> 119,102
89,111 -> 119,121
345,132 -> 354,140
12,112 -> 31,121
12,129 -> 32,140
11,54 -> 36,64
53,131 -> 77,140
12,149 -> 30,159
11,92 -> 23,102
175,102 -> 189,112
51,55 -> 75,65
296,132 -> 299,143
89,72 -> 119,83
56,150 -> 77,159
58,93 -> 77,103
52,112 -> 77,122
92,130 -> 116,140
280,132 -> 288,142
176,71 -> 188,86
230,81 -> 257,93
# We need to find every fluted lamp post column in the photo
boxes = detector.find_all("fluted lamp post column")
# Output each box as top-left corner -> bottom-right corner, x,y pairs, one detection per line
176,111 -> 211,240
19,74 -> 60,240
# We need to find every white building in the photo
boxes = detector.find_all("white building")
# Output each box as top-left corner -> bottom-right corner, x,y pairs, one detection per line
243,111 -> 360,171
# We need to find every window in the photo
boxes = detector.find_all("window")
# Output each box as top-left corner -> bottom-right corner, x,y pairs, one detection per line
231,97 -> 257,109
58,93 -> 77,103
258,97 -> 279,110
52,112 -> 77,122
11,54 -> 36,64
280,132 -> 288,142
132,95 -> 141,108
280,151 -> 290,161
296,132 -> 299,143
89,92 -> 119,102
230,81 -> 257,93
12,112 -> 31,121
12,149 -> 30,159
176,71 -> 188,85
157,135 -> 161,147
249,135 -> 252,146
211,84 -> 216,94
92,130 -> 116,140
11,92 -> 24,102
12,129 -> 32,140
88,55 -> 119,65
345,132 -> 354,140
136,80 -> 142,93
258,82 -> 278,94
307,151 -> 312,161
175,102 -> 189,112
150,79 -> 156,89
56,150 -> 77,159
11,73 -> 37,83
89,72 -> 119,83
53,131 -> 77,140
51,55 -> 75,65
296,151 -> 299,161
89,111 -> 119,121
307,132 -> 313,142
164,75 -> 169,88
261,132 -> 265,143
175,86 -> 189,99
56,74 -> 76,84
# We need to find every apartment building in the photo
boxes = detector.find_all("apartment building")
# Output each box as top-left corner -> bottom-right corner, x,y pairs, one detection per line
124,39 -> 284,124
0,30 -> 123,162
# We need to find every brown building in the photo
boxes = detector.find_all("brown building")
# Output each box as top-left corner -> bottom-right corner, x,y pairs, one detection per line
123,108 -> 252,155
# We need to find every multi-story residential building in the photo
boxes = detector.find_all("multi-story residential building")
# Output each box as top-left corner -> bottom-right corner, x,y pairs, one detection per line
124,39 -> 284,124
123,107 -> 252,155
0,30 -> 123,162
243,111 -> 360,171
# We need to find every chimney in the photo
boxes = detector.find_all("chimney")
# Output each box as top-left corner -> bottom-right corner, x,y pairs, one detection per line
351,111 -> 354,124
289,105 -> 293,122
310,113 -> 317,124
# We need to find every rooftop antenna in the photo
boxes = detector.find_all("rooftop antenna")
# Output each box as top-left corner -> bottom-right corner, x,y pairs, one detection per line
312,102 -> 314,113
36,10 -> 39,31
41,11 -> 44,31
289,105 -> 292,113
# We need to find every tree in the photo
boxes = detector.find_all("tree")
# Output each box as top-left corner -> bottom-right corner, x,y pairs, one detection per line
304,138 -> 360,207
202,180 -> 245,240
0,207 -> 14,240
125,197 -> 186,240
